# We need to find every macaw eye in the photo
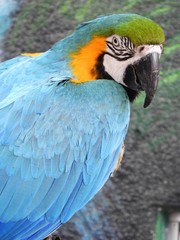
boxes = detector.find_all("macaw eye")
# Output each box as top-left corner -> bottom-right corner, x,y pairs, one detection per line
112,36 -> 120,47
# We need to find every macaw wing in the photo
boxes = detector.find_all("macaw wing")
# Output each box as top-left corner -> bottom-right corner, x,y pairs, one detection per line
0,55 -> 30,73
0,52 -> 72,105
0,80 -> 130,240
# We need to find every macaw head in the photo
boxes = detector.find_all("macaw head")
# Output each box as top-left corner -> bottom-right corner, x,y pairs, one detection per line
55,14 -> 165,107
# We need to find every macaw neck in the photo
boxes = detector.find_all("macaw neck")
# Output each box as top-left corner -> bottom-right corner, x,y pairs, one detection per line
96,59 -> 140,103
69,37 -> 106,83
51,31 -> 93,59
50,33 -> 107,83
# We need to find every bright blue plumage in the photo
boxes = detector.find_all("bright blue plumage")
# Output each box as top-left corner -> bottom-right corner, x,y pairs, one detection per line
0,49 -> 130,239
0,13 -> 164,239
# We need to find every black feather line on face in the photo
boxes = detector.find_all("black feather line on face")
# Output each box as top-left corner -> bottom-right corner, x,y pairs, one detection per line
105,52 -> 133,61
106,43 -> 133,58
106,38 -> 135,60
94,54 -> 139,102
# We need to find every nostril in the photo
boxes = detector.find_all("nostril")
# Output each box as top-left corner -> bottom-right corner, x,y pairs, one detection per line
139,46 -> 145,52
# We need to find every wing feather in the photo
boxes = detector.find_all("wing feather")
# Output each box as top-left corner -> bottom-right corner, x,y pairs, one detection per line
0,78 -> 130,239
45,162 -> 84,222
0,172 -> 22,217
24,177 -> 54,217
29,173 -> 70,222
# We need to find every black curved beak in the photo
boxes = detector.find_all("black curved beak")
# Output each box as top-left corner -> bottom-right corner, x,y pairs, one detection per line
124,52 -> 160,108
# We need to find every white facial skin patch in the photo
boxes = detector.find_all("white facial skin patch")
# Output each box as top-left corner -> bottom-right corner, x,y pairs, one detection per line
103,35 -> 163,86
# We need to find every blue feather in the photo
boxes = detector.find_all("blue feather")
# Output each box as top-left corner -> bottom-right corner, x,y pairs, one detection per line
24,218 -> 62,240
22,177 -> 55,219
29,172 -> 70,222
20,157 -> 32,180
0,68 -> 130,239
11,175 -> 44,221
0,170 -> 9,194
45,162 -> 84,222
0,173 -> 21,219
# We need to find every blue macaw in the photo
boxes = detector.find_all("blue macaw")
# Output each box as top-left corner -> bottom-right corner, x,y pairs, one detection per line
0,14 -> 164,239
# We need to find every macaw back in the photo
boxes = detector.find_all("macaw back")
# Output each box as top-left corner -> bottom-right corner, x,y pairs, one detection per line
0,54 -> 130,239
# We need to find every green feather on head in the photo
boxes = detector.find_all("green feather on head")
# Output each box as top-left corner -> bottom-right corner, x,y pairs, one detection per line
76,14 -> 165,47
115,16 -> 165,46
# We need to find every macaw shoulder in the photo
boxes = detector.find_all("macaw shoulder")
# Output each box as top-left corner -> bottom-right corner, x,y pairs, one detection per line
0,51 -> 70,84
0,55 -> 30,75
0,51 -> 72,108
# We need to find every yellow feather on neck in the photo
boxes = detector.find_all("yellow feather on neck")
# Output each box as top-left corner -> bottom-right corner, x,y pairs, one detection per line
69,37 -> 106,83
21,52 -> 42,57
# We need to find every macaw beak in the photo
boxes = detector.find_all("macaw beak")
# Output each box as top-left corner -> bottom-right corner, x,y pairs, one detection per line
124,52 -> 160,108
